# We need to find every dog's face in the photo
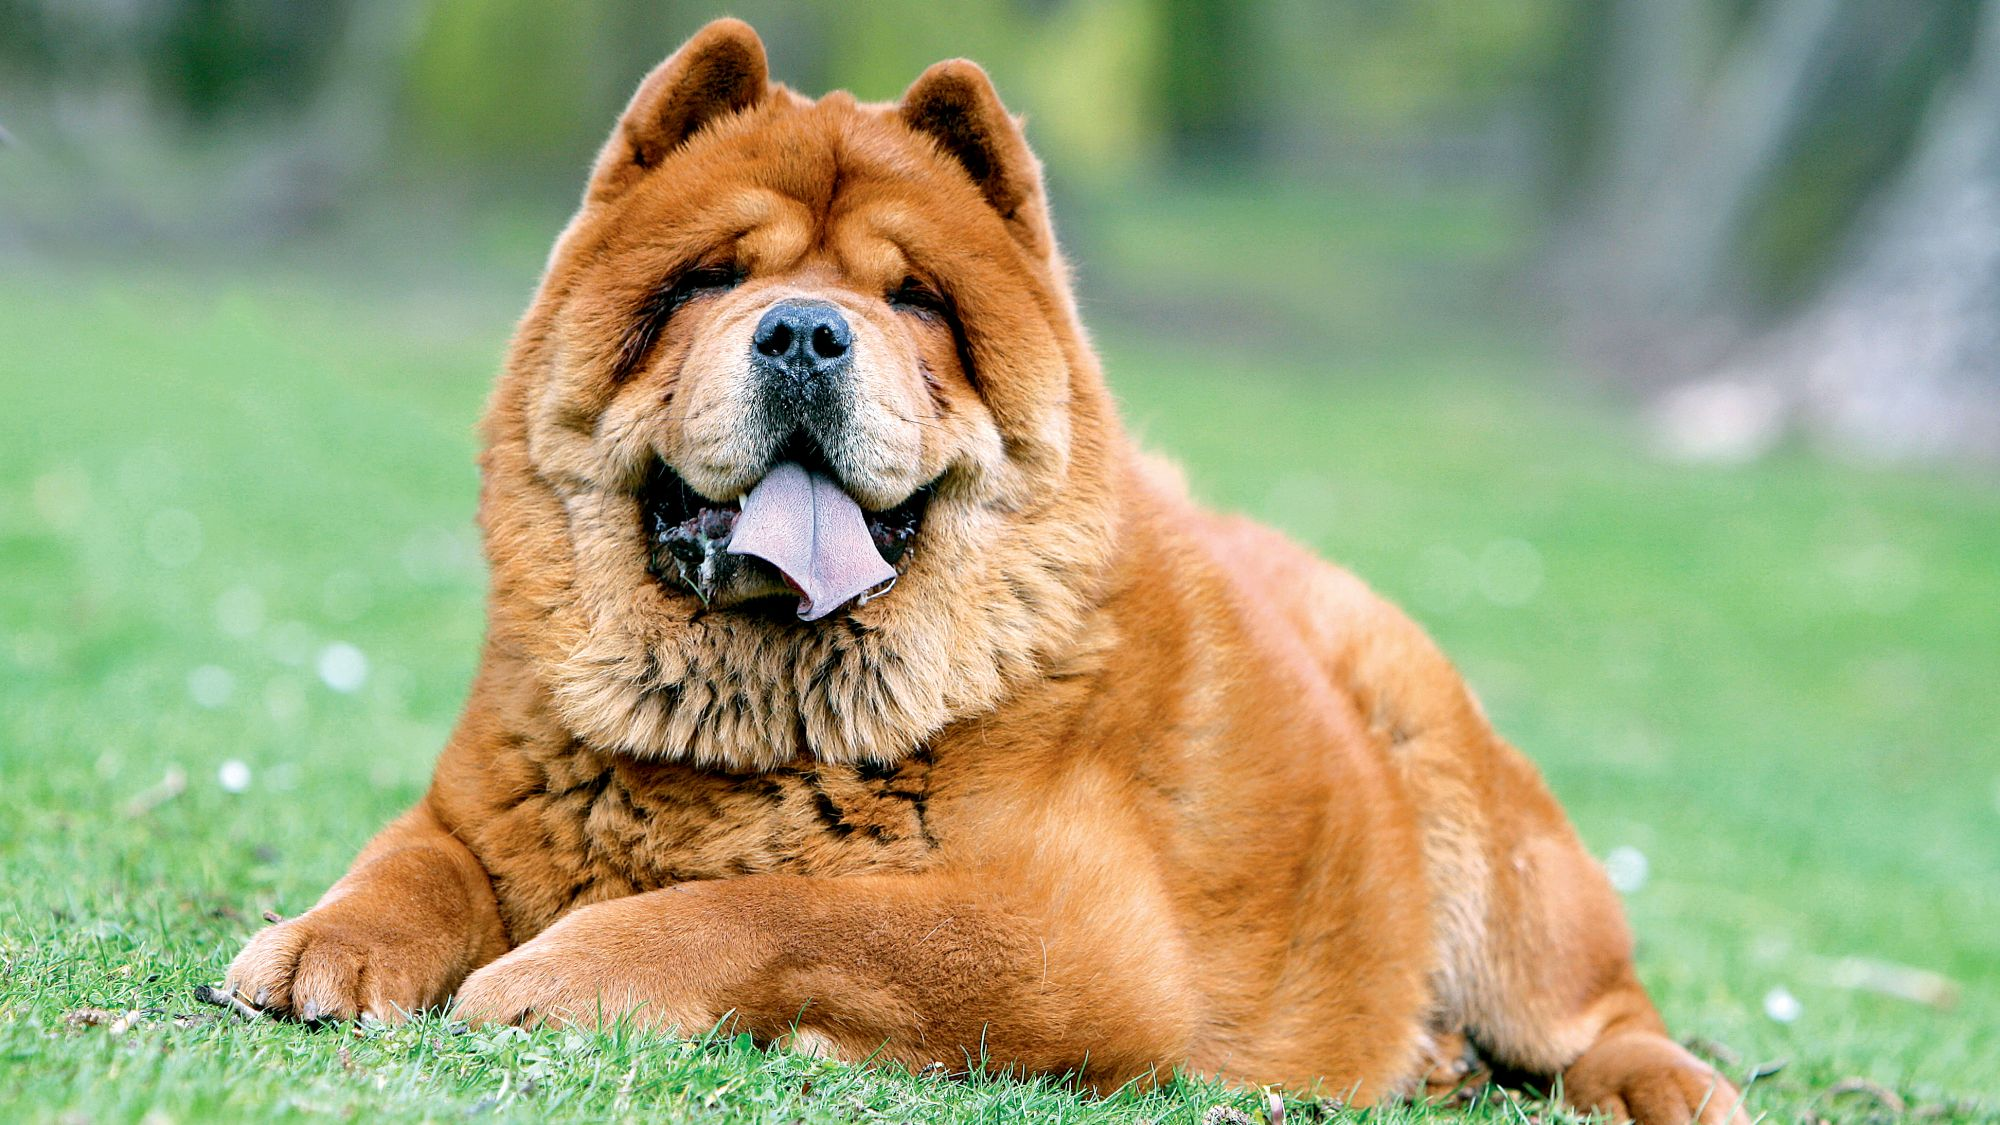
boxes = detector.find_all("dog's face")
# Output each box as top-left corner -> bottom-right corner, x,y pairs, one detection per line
480,20 -> 1120,768
576,108 -> 1008,619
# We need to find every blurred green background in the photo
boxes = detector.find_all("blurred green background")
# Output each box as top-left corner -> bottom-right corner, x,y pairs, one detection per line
2,2 -> 1997,1123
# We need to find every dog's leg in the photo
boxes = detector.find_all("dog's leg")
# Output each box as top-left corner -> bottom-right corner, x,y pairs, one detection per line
1456,741 -> 1748,1125
451,872 -> 1193,1090
224,802 -> 509,1022
1307,576 -> 1744,1121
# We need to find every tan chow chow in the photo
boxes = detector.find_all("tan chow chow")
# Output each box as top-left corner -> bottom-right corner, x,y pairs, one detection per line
222,19 -> 1746,1123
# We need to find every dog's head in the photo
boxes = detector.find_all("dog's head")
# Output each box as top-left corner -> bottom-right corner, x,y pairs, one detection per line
480,19 -> 1122,768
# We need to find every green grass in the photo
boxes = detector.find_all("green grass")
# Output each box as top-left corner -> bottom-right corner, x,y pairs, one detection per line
1,258 -> 1996,1124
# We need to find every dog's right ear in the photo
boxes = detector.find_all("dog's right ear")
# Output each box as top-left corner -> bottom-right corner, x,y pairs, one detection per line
587,18 -> 768,203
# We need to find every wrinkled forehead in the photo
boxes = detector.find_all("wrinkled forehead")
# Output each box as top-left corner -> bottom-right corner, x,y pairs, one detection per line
596,99 -> 984,284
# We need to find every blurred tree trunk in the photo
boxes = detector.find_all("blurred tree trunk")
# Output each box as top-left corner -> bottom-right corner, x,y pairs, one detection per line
1558,0 -> 2000,464
1562,0 -> 1850,378
1157,0 -> 1259,162
1588,0 -> 1712,210
252,0 -> 429,226
1721,0 -> 2000,461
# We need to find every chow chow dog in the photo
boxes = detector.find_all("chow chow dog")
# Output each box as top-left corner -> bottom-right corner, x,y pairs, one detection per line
223,19 -> 1746,1123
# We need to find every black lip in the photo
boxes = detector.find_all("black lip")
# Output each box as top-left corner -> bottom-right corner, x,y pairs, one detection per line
864,481 -> 928,564
639,463 -> 741,604
639,460 -> 933,601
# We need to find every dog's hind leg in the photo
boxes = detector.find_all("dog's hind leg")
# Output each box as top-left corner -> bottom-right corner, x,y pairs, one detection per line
1309,574 -> 1745,1123
1445,737 -> 1749,1125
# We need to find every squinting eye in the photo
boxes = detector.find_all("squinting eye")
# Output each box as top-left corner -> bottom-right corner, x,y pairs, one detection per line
611,263 -> 745,383
888,277 -> 948,316
672,265 -> 743,307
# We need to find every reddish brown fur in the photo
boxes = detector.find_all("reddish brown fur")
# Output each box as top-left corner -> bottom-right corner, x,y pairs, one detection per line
223,20 -> 1747,1123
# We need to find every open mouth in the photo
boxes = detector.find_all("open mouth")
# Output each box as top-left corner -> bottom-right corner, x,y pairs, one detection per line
641,459 -> 928,620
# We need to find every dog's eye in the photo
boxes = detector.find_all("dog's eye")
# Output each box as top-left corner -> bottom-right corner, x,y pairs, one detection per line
669,265 -> 744,310
612,264 -> 744,383
888,277 -> 948,317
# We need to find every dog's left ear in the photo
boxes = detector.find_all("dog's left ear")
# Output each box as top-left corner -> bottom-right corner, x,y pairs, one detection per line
587,18 -> 769,203
901,60 -> 1054,258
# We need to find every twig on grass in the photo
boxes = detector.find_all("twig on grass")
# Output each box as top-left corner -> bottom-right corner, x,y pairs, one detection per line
1810,955 -> 1961,1009
66,1008 -> 123,1030
193,983 -> 265,1021
65,1007 -> 156,1034
1684,1036 -> 1740,1068
123,767 -> 187,817
1745,1057 -> 1787,1081
1810,1076 -> 1907,1118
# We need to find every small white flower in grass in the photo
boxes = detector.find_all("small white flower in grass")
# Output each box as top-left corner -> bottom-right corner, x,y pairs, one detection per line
1762,986 -> 1802,1023
1603,845 -> 1649,894
318,642 -> 369,694
217,759 -> 252,793
188,665 -> 235,709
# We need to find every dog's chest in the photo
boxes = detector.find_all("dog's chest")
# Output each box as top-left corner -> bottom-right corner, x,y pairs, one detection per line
480,745 -> 939,940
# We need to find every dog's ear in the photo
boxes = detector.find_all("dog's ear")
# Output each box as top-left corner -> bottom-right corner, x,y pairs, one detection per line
901,60 -> 1053,257
587,18 -> 768,203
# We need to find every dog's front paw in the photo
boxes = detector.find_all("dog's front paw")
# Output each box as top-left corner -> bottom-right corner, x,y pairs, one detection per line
452,907 -> 707,1032
452,940 -> 674,1030
1564,1033 -> 1750,1125
452,946 -> 594,1029
223,907 -> 460,1024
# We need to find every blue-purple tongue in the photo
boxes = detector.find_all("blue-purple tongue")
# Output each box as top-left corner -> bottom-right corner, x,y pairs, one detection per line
726,461 -> 896,621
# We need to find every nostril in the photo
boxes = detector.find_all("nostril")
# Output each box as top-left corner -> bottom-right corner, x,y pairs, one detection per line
753,302 -> 850,369
757,322 -> 794,358
810,323 -> 848,360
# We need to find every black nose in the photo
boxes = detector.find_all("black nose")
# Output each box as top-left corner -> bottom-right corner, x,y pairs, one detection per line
752,300 -> 851,377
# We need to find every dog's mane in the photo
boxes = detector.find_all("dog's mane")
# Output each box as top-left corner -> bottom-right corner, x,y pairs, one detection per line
473,98 -> 1124,767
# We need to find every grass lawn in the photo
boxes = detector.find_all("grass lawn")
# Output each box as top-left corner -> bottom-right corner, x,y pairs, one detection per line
1,251 -> 1996,1123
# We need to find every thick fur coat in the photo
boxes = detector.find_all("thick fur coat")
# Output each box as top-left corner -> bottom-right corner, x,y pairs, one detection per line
223,21 -> 1746,1123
